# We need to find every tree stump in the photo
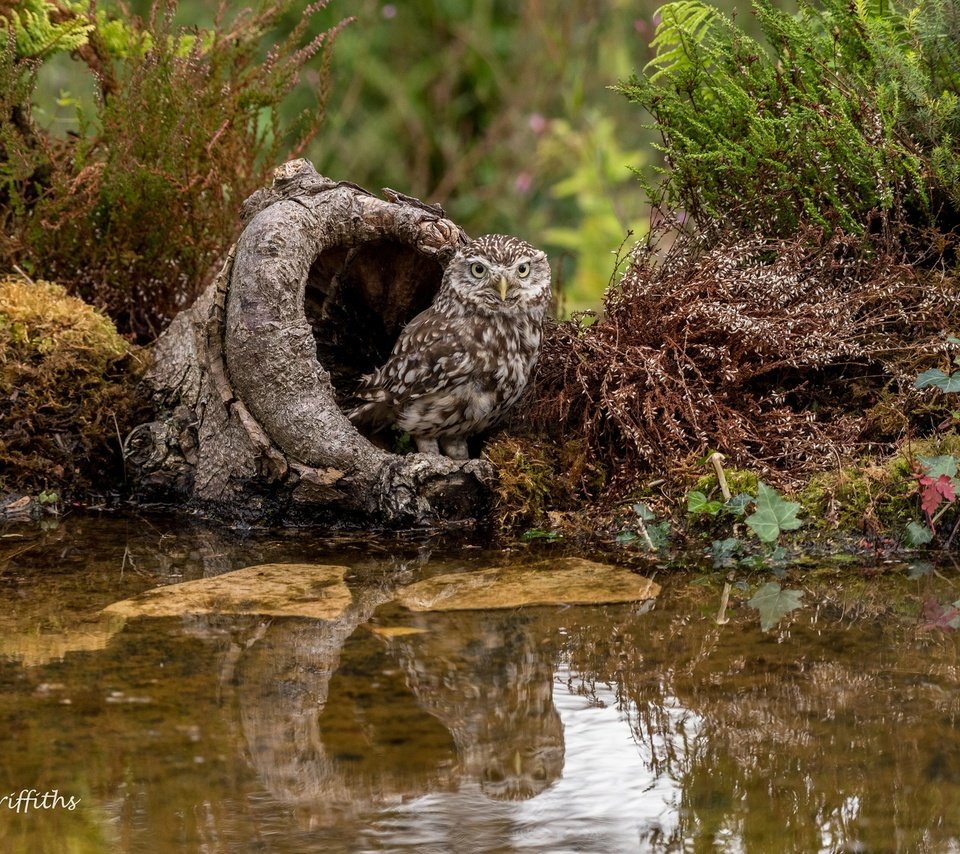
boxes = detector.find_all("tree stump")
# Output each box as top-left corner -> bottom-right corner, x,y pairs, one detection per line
127,160 -> 493,526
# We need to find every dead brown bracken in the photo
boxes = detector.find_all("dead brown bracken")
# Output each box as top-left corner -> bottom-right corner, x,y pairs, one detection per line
526,228 -> 960,492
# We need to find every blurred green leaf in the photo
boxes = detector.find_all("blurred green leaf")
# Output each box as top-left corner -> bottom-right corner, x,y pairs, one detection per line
747,581 -> 804,631
916,368 -> 960,392
904,521 -> 934,547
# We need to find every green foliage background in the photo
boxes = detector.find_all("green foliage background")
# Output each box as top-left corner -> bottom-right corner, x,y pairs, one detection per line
9,0 -> 956,333
27,0 -> 662,316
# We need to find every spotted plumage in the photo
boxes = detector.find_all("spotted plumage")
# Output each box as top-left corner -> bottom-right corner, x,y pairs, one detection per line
347,234 -> 552,459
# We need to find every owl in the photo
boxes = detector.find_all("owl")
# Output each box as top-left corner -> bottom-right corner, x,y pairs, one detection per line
347,234 -> 551,459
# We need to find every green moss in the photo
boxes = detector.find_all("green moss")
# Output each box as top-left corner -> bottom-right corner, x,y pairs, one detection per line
800,464 -> 903,533
796,434 -> 960,535
692,467 -> 758,500
485,435 -> 606,530
0,275 -> 146,496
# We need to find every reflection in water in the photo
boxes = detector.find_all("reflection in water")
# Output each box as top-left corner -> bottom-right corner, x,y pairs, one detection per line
2,515 -> 960,852
390,610 -> 564,801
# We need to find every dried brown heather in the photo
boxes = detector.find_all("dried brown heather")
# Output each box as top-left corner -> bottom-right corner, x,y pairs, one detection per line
528,231 -> 960,490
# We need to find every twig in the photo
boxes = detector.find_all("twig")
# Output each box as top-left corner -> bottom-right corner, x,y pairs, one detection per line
12,264 -> 35,285
708,452 -> 732,501
635,516 -> 656,551
113,413 -> 127,485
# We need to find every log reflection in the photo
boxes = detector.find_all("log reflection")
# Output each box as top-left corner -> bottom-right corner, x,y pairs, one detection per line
236,605 -> 565,813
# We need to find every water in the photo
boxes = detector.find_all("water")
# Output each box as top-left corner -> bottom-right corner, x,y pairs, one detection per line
1,514 -> 959,852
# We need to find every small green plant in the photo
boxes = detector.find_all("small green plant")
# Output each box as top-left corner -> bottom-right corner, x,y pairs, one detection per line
1,0 -> 346,340
906,454 -> 960,545
36,488 -> 60,513
915,338 -> 960,393
908,354 -> 960,545
686,490 -> 724,516
709,536 -> 742,567
616,502 -> 671,551
745,482 -> 803,543
687,454 -> 801,548
687,490 -> 752,519
904,521 -> 934,548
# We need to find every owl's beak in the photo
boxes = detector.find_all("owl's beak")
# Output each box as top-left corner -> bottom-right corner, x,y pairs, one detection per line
498,276 -> 509,300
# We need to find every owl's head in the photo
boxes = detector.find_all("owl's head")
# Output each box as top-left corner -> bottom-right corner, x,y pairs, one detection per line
439,234 -> 551,316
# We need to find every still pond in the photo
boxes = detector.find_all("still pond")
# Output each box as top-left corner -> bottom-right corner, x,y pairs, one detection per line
1,513 -> 959,852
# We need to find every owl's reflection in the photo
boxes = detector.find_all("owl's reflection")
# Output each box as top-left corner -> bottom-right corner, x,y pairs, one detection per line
390,609 -> 565,800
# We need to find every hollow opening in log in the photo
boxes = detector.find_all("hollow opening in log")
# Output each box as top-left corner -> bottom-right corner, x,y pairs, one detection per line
304,238 -> 444,398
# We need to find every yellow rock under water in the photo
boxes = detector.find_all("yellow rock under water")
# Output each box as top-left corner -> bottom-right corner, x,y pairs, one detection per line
395,557 -> 660,612
101,563 -> 352,621
366,624 -> 429,638
0,625 -> 120,667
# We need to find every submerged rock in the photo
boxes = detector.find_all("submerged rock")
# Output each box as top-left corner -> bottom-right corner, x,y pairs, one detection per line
395,557 -> 660,612
0,624 -> 120,667
102,563 -> 352,621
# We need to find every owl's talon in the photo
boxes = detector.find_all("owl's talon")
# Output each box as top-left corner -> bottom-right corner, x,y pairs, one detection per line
415,437 -> 440,456
440,438 -> 469,460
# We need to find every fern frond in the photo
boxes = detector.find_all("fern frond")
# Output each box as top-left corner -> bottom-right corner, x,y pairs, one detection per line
644,1 -> 718,82
1,0 -> 93,60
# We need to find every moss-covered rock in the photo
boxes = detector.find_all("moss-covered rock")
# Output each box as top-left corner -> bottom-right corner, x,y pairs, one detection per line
0,275 -> 146,497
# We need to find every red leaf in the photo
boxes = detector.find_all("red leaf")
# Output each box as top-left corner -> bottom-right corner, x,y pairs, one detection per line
920,474 -> 956,517
922,595 -> 945,623
921,596 -> 960,630
940,477 -> 957,503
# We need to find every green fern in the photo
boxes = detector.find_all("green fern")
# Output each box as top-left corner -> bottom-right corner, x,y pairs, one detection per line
644,1 -> 719,83
2,0 -> 92,59
619,0 -> 960,255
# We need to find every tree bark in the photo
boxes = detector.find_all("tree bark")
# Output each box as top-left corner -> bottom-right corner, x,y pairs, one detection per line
126,159 -> 493,526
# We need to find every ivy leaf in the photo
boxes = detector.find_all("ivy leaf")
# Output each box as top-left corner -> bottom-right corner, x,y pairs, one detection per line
688,490 -> 723,515
904,521 -> 934,547
630,502 -> 656,521
915,368 -> 960,392
919,473 -> 956,517
747,581 -> 804,631
710,537 -> 741,567
725,493 -> 753,516
917,454 -> 958,480
745,482 -> 802,542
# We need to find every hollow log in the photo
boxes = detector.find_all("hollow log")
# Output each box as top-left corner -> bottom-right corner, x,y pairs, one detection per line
126,160 -> 494,526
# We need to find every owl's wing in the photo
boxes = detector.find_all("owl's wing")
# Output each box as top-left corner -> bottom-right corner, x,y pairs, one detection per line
347,309 -> 481,428
377,310 -> 484,402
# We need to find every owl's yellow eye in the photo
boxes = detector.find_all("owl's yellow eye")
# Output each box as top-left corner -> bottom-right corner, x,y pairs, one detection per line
516,262 -> 531,278
470,262 -> 486,278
